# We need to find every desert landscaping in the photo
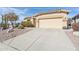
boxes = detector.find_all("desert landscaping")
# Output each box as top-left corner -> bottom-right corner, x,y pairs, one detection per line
0,7 -> 79,51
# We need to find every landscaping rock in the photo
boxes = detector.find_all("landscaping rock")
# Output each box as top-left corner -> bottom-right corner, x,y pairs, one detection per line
0,28 -> 32,42
73,31 -> 79,37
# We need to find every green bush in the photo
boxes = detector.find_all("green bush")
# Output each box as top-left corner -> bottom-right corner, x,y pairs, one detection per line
15,23 -> 20,27
18,25 -> 24,29
63,26 -> 67,29
1,24 -> 9,29
21,20 -> 34,27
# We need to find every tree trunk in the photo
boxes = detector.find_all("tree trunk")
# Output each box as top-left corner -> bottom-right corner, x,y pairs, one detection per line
1,15 -> 3,27
5,18 -> 8,29
15,20 -> 16,27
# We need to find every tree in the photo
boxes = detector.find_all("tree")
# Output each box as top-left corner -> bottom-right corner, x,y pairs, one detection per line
1,14 -> 9,29
5,12 -> 18,28
1,12 -> 19,29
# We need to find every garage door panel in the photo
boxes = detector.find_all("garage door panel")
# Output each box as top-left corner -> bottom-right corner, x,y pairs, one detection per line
39,19 -> 63,28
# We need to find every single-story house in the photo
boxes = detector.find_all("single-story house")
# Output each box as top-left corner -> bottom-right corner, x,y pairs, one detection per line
72,14 -> 79,31
72,14 -> 79,23
26,9 -> 69,29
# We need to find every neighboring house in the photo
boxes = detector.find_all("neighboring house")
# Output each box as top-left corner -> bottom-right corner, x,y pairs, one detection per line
25,9 -> 69,29
72,14 -> 79,23
72,14 -> 79,31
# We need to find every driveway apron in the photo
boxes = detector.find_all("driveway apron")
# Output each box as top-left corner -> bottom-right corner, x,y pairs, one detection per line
3,28 -> 76,51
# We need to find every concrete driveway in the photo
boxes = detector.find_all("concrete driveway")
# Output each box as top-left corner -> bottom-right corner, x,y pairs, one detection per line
1,28 -> 77,51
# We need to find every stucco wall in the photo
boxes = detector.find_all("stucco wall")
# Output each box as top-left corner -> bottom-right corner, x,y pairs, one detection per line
33,12 -> 68,28
35,13 -> 67,20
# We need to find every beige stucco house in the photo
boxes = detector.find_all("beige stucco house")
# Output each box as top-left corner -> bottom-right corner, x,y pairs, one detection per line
26,9 -> 69,29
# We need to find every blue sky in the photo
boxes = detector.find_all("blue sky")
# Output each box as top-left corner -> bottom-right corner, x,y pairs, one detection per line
0,7 -> 79,23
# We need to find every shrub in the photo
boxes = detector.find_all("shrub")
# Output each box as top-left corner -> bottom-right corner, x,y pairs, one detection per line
15,23 -> 20,27
1,24 -> 9,29
18,25 -> 24,29
21,20 -> 34,27
62,26 -> 67,29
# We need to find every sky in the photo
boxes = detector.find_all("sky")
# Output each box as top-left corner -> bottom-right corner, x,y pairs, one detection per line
0,7 -> 79,23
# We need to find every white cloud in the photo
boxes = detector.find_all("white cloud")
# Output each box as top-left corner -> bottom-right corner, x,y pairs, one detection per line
0,7 -> 29,23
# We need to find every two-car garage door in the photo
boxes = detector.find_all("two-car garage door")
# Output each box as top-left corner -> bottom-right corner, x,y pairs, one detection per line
39,19 -> 63,29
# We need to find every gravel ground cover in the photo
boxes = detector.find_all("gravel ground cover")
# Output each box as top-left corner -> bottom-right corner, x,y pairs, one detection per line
0,28 -> 33,42
65,30 -> 79,50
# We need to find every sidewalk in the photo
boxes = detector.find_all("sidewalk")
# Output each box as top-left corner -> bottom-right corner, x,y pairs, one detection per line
0,42 -> 17,51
